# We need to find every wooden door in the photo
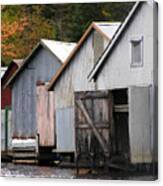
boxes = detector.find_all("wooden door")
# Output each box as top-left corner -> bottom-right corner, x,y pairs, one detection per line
129,86 -> 152,164
75,90 -> 113,167
36,83 -> 55,147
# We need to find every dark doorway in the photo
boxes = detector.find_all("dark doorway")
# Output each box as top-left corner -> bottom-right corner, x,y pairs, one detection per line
111,89 -> 130,164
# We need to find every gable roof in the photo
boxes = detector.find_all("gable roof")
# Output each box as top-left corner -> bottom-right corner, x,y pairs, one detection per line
93,22 -> 121,39
6,40 -> 76,87
12,59 -> 24,67
1,59 -> 24,88
88,1 -> 142,81
48,22 -> 121,90
1,67 -> 7,78
41,39 -> 76,62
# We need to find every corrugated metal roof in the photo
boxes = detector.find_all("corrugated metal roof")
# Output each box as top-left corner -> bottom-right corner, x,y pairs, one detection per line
41,39 -> 76,62
94,22 -> 121,39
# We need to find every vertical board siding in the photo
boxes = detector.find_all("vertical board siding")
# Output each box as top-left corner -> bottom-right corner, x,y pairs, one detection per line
153,2 -> 158,163
56,107 -> 75,151
1,110 -> 5,151
12,69 -> 36,138
129,86 -> 152,163
34,48 -> 61,82
7,110 -> 12,150
93,98 -> 109,123
54,32 -> 109,152
55,32 -> 109,109
12,47 -> 61,139
36,85 -> 55,146
1,109 -> 12,152
1,87 -> 12,109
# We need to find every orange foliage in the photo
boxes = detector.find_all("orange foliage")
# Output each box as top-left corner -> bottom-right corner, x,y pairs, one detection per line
1,17 -> 29,58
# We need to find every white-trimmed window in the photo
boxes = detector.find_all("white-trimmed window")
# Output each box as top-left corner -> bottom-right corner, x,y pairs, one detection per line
130,36 -> 143,67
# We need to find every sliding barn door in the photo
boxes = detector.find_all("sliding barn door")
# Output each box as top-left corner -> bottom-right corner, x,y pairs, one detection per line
129,86 -> 153,164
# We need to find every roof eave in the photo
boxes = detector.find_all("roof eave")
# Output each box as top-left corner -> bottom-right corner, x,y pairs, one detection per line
88,1 -> 141,81
40,40 -> 63,64
2,59 -> 24,89
1,63 -> 15,88
4,40 -> 64,87
47,22 -> 115,91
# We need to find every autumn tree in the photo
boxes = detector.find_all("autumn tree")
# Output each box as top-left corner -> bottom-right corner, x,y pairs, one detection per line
1,5 -> 56,65
1,3 -> 134,66
1,17 -> 29,64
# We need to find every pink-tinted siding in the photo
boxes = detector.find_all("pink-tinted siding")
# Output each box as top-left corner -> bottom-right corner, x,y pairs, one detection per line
36,85 -> 55,147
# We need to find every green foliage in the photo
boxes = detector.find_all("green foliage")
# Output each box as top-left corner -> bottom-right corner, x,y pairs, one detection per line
1,2 -> 134,66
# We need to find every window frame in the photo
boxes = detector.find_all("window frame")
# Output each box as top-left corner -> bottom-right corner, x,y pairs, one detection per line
130,36 -> 143,68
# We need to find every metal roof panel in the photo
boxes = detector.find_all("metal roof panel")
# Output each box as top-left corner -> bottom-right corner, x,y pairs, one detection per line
94,22 -> 121,39
41,39 -> 76,62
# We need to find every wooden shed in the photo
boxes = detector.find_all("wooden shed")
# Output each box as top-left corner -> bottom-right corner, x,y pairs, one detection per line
1,59 -> 23,109
5,39 -> 76,152
48,22 -> 121,154
88,1 -> 158,170
1,59 -> 23,155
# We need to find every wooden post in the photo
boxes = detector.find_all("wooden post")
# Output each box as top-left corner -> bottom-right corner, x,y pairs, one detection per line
5,106 -> 9,152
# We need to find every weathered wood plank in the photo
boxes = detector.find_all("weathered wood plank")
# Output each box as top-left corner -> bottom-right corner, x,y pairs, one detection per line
12,47 -> 62,139
76,100 -> 109,156
13,160 -> 37,164
36,85 -> 55,147
129,86 -> 152,163
76,124 -> 109,129
114,104 -> 128,112
75,90 -> 109,100
56,107 -> 75,151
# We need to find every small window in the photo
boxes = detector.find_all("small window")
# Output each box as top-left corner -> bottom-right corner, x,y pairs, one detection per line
130,37 -> 143,67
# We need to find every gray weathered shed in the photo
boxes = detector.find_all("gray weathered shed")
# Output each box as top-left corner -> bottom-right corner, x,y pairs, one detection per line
1,59 -> 23,154
6,39 -> 76,147
48,22 -> 121,152
88,1 -> 158,166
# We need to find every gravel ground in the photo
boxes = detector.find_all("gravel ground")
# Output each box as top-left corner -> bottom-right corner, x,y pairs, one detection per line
1,163 -> 75,178
1,163 -> 157,180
